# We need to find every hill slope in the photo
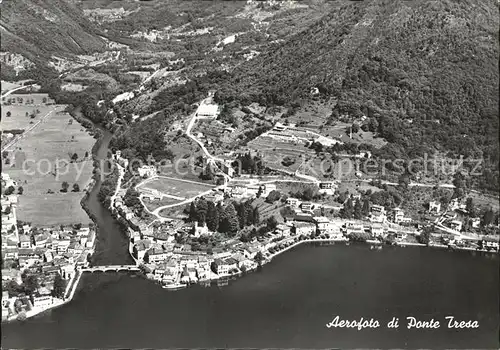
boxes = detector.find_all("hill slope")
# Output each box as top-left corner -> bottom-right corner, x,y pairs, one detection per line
217,0 -> 499,189
0,0 -> 107,60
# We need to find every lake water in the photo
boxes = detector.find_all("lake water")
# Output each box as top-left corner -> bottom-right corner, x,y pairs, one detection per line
1,111 -> 498,349
2,244 -> 498,348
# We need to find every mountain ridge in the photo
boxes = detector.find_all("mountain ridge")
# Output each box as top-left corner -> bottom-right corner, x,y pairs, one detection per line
0,0 -> 107,62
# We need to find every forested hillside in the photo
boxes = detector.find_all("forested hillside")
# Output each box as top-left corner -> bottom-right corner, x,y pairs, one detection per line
216,0 -> 499,190
0,0 -> 106,60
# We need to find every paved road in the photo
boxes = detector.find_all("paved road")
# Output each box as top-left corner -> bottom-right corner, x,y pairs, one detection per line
1,85 -> 31,99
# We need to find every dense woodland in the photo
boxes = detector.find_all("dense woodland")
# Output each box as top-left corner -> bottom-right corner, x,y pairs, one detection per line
4,0 -> 497,195
214,0 -> 499,192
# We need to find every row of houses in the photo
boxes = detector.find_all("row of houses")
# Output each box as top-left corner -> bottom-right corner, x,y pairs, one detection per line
369,205 -> 412,225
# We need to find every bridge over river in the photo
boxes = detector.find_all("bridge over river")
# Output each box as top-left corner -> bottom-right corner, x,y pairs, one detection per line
80,265 -> 140,273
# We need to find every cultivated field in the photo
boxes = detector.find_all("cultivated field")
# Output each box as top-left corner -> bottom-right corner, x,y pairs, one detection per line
3,96 -> 95,226
137,176 -> 214,199
253,198 -> 286,223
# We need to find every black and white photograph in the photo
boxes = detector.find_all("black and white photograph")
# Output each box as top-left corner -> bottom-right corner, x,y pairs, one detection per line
0,0 -> 499,348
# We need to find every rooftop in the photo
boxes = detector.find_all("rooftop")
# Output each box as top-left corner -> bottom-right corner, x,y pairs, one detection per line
197,104 -> 218,116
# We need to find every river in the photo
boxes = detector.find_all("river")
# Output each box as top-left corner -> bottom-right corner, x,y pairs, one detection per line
1,113 -> 499,349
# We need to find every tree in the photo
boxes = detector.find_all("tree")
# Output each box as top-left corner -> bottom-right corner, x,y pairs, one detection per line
4,206 -> 11,215
418,226 -> 433,245
351,124 -> 360,133
353,200 -> 363,220
219,203 -> 240,234
71,153 -> 78,162
189,202 -> 197,222
199,162 -> 215,180
237,203 -> 247,229
6,111 -> 11,117
349,230 -> 371,242
362,199 -> 370,216
4,186 -> 15,195
465,198 -> 476,217
340,198 -> 354,219
266,216 -> 278,231
52,273 -> 66,299
253,207 -> 260,225
256,186 -> 263,198
21,272 -> 39,295
196,198 -> 208,221
254,251 -> 264,265
482,208 -> 494,227
84,151 -> 89,158
206,201 -> 219,231
17,186 -> 23,195
61,181 -> 69,193
266,190 -> 281,203
368,117 -> 379,132
2,151 -> 8,159
72,183 -> 80,192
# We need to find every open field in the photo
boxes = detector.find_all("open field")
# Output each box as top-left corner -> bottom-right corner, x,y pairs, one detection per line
14,194 -> 93,226
137,176 -> 214,199
2,104 -> 55,131
3,97 -> 95,226
142,197 -> 182,212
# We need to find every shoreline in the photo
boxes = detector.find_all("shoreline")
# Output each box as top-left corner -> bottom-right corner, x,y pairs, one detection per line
5,107 -> 497,322
5,232 -> 498,322
3,109 -> 107,324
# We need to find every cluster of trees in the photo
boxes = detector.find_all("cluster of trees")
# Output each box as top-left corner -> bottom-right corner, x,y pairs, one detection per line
97,166 -> 120,208
187,198 -> 261,235
289,185 -> 321,201
239,216 -> 279,243
4,271 -> 39,297
123,187 -> 145,216
111,114 -> 176,162
217,104 -> 238,128
340,197 -> 370,220
150,70 -> 231,117
52,274 -> 67,299
4,185 -> 15,196
60,182 -> 80,193
418,226 -> 433,245
234,152 -> 265,175
369,190 -> 402,208
266,190 -> 281,203
281,156 -> 295,167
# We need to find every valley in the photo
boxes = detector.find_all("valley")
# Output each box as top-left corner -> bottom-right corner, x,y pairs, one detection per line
0,1 -> 498,347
